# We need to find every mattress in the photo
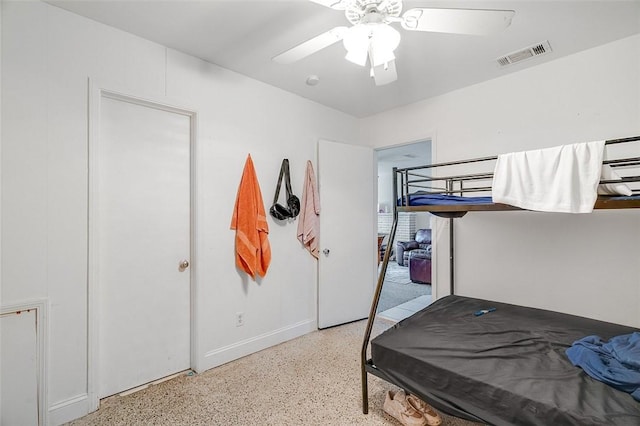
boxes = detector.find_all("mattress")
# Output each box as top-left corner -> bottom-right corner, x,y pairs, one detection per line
397,193 -> 495,206
371,295 -> 640,425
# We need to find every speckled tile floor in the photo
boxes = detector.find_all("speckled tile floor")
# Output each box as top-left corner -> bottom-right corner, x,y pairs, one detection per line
67,319 -> 482,426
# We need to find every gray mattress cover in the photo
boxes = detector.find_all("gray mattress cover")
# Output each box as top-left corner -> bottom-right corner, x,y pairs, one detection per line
371,295 -> 640,425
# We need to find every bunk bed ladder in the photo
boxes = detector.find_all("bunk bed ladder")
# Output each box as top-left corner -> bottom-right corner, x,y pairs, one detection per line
361,168 -> 400,414
361,168 -> 463,413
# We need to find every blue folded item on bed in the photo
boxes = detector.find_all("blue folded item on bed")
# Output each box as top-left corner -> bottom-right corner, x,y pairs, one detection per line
610,194 -> 640,200
397,193 -> 494,206
398,193 -> 639,207
566,332 -> 640,401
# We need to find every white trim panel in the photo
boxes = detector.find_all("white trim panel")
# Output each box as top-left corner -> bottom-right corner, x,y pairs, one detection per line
1,299 -> 48,426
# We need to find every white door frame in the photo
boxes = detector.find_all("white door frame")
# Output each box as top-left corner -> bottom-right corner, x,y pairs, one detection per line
87,81 -> 199,411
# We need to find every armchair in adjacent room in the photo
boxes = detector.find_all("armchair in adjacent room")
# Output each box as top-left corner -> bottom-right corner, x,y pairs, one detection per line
396,229 -> 431,266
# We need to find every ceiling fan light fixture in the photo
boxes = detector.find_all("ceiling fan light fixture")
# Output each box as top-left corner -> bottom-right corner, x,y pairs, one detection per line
343,22 -> 400,67
370,49 -> 395,68
343,24 -> 370,65
369,26 -> 399,66
345,48 -> 368,66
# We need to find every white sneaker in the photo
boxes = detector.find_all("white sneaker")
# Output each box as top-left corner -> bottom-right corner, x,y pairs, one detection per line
383,390 -> 428,426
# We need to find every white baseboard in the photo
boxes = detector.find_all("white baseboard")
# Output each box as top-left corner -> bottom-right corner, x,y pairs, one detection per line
201,319 -> 316,371
47,320 -> 316,424
48,393 -> 90,426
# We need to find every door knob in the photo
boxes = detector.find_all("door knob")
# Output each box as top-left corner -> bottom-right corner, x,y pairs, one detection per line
179,260 -> 190,270
323,249 -> 330,256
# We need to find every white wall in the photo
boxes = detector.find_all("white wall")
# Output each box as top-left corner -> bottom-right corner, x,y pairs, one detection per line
1,1 -> 360,424
361,34 -> 640,327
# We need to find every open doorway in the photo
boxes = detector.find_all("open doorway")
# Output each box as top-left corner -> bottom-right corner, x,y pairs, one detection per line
375,140 -> 433,322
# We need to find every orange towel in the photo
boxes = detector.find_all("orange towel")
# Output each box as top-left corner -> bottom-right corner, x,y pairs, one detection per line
230,154 -> 271,279
297,160 -> 320,258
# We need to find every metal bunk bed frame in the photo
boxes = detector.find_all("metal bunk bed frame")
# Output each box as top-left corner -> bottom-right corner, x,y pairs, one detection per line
360,135 -> 640,415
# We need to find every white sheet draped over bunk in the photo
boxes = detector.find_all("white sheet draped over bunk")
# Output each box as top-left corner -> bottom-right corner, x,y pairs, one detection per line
492,140 -> 605,213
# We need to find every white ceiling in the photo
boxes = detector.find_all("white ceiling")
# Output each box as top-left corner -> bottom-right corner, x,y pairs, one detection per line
46,0 -> 640,118
377,140 -> 430,166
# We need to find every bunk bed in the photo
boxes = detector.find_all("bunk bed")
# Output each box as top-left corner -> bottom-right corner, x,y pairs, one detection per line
361,136 -> 640,425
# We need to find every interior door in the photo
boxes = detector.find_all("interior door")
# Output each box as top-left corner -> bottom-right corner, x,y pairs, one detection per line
318,140 -> 376,328
97,95 -> 191,398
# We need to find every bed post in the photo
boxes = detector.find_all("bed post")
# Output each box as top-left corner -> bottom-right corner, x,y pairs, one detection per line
449,217 -> 455,295
361,167 -> 400,414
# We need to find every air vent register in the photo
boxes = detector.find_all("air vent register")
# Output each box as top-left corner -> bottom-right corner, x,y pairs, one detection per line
497,40 -> 552,67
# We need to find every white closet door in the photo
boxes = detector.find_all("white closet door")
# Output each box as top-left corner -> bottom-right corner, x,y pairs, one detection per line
318,140 -> 376,328
97,95 -> 191,398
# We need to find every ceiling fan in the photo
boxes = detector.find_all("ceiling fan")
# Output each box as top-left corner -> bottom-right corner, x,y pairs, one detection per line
273,0 -> 515,86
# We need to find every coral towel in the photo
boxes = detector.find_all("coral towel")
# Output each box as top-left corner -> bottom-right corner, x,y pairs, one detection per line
230,154 -> 271,279
297,161 -> 320,258
492,140 -> 605,213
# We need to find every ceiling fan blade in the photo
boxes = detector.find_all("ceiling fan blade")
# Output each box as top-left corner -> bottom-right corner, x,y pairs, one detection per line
273,27 -> 348,64
371,60 -> 397,86
402,8 -> 515,35
376,0 -> 392,13
309,0 -> 349,10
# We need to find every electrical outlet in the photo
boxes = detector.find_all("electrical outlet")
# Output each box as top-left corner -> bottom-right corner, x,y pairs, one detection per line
235,312 -> 244,327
